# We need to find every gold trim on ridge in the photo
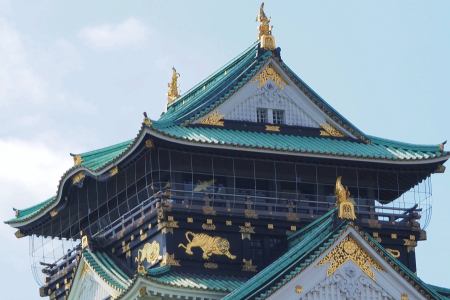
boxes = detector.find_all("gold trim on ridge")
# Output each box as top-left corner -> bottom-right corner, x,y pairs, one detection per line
253,64 -> 289,90
198,111 -> 225,126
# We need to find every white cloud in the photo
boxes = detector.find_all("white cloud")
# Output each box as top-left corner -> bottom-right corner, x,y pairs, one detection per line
0,18 -> 48,108
78,17 -> 150,51
0,138 -> 73,284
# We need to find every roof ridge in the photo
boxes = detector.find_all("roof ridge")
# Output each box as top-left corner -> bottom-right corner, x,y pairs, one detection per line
164,41 -> 260,112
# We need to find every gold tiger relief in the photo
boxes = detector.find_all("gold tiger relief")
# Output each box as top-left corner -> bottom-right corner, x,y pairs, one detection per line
178,231 -> 236,260
135,240 -> 162,265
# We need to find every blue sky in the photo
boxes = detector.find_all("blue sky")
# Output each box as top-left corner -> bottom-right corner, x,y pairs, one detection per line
1,1 -> 449,298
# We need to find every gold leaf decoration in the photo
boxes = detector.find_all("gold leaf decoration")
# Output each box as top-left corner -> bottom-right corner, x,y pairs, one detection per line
320,121 -> 345,137
265,125 -> 280,132
198,111 -> 225,126
316,235 -> 384,281
252,64 -> 289,90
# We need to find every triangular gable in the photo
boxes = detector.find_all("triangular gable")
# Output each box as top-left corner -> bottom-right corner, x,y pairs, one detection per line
194,58 -> 352,139
264,228 -> 434,300
68,258 -> 118,300
223,217 -> 446,300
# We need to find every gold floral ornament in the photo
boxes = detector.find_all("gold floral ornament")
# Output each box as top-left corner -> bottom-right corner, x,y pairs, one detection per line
178,231 -> 236,260
198,111 -> 225,126
135,240 -> 162,265
167,67 -> 180,104
320,121 -> 345,137
335,176 -> 357,220
253,64 -> 289,90
256,3 -> 276,50
316,235 -> 384,281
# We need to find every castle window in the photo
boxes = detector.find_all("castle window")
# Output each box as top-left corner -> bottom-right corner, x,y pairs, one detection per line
273,110 -> 284,124
257,108 -> 267,123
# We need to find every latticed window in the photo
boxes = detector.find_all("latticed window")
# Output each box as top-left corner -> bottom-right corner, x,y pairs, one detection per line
273,110 -> 284,124
257,108 -> 267,123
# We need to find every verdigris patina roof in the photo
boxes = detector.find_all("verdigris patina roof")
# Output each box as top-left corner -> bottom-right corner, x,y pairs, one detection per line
222,208 -> 449,300
5,40 -> 448,227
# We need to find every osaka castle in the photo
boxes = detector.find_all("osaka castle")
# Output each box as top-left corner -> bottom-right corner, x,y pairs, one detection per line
6,3 -> 450,300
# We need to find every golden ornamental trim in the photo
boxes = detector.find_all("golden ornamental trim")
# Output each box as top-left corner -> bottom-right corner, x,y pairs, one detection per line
239,225 -> 255,234
50,210 -> 58,217
178,231 -> 236,260
335,176 -> 356,220
80,263 -> 92,282
203,206 -> 217,215
242,259 -> 257,272
72,172 -> 85,185
81,236 -> 89,249
245,209 -> 258,219
256,3 -> 275,50
73,155 -> 83,165
14,230 -> 25,238
253,64 -> 289,90
198,111 -> 225,126
316,235 -> 384,281
135,240 -> 162,265
202,223 -> 216,230
160,253 -> 180,267
320,121 -> 345,137
167,68 -> 180,104
110,166 -> 118,177
145,139 -> 154,148
295,285 -> 303,293
386,248 -> 400,258
204,262 -> 218,269
265,125 -> 280,132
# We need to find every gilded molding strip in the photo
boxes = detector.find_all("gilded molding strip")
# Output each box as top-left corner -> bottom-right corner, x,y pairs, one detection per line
178,231 -> 236,260
252,64 -> 289,90
265,125 -> 280,132
386,248 -> 400,258
316,235 -> 384,281
320,121 -> 345,137
198,111 -> 225,126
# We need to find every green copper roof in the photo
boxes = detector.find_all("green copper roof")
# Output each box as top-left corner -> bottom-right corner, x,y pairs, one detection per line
8,196 -> 55,224
429,285 -> 450,299
223,208 -> 343,300
224,210 -> 449,300
150,124 -> 448,161
161,41 -> 262,124
146,270 -> 249,292
5,40 -> 448,227
71,139 -> 134,171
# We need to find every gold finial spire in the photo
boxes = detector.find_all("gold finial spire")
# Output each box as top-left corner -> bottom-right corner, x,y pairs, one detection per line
167,67 -> 180,104
335,176 -> 357,220
256,3 -> 276,50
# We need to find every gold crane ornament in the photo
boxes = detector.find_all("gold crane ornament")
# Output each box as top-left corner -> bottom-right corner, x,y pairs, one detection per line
256,3 -> 276,50
335,176 -> 357,220
167,67 -> 181,104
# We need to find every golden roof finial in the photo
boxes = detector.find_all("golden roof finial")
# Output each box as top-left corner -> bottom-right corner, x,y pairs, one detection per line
335,176 -> 356,220
256,3 -> 272,40
256,3 -> 276,50
167,67 -> 180,104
